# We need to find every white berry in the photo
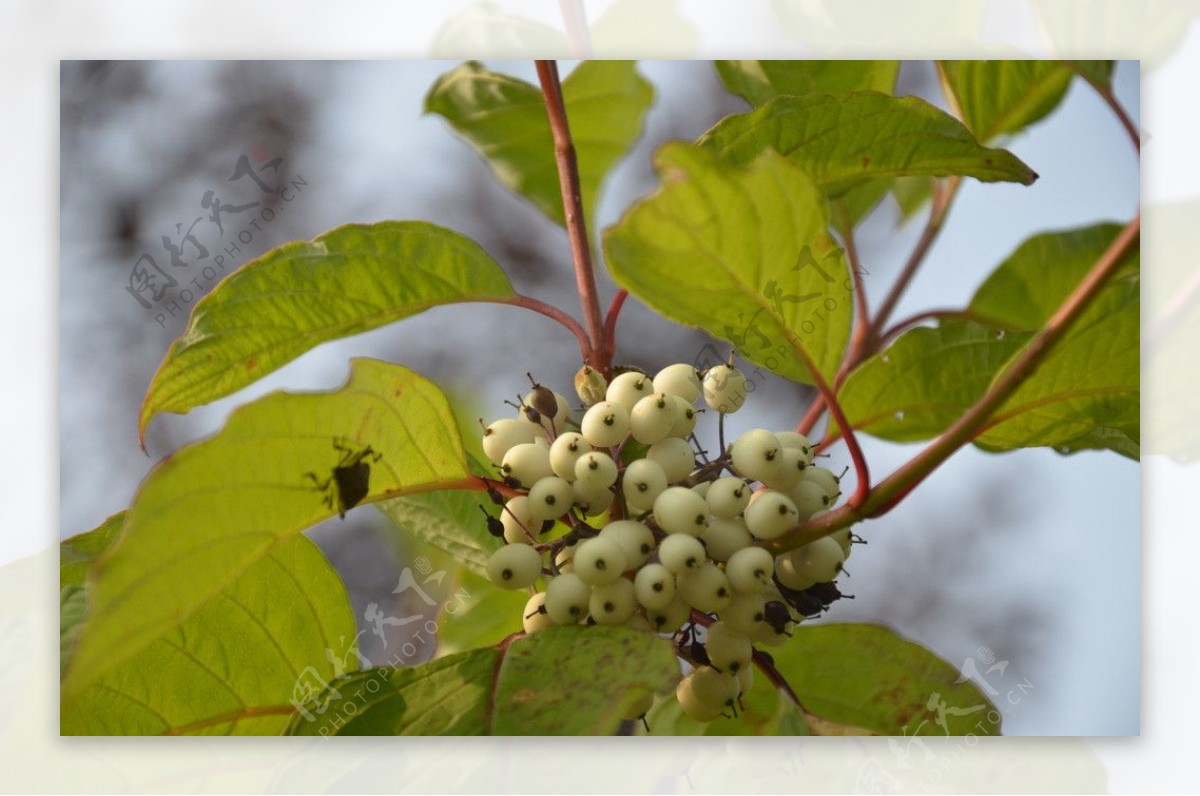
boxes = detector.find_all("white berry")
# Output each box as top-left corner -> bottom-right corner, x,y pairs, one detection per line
486,543 -> 542,589
646,437 -> 696,484
653,486 -> 710,536
580,401 -> 630,448
629,393 -> 680,445
743,489 -> 800,540
622,458 -> 669,512
730,428 -> 784,484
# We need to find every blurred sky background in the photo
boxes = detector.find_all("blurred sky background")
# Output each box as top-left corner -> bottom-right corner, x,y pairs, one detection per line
58,58 -> 1139,736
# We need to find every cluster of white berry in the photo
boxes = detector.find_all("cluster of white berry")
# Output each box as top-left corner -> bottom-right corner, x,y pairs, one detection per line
478,362 -> 854,725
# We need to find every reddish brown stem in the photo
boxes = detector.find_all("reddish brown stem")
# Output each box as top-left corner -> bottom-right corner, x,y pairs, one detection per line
771,213 -> 1140,552
483,294 -> 591,362
535,60 -> 607,369
869,177 -> 960,340
860,214 -> 1141,518
603,289 -> 628,357
792,345 -> 870,508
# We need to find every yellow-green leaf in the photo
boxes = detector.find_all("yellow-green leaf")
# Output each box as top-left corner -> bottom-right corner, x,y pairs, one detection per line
604,143 -> 853,386
716,60 -> 899,106
62,535 -> 356,735
424,60 -> 653,226
699,92 -> 1038,194
65,359 -> 471,698
139,221 -> 513,440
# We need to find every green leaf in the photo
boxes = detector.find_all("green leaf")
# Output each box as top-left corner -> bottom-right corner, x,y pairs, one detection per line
285,648 -> 498,736
288,627 -> 679,735
64,359 -> 471,698
490,626 -> 679,735
1070,60 -> 1116,88
60,511 -> 124,589
891,175 -> 934,221
773,623 -> 1000,736
434,569 -> 526,656
968,223 -> 1135,329
604,143 -> 853,386
699,92 -> 1038,194
377,488 -> 502,579
977,276 -> 1139,457
839,322 -> 1032,441
424,60 -> 653,226
138,221 -> 513,440
839,224 -> 1139,458
59,586 -> 87,678
716,60 -> 899,106
62,534 -> 356,735
940,60 -> 1074,143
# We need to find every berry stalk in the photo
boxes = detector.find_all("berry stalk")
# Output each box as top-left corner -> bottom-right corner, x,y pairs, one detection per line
535,60 -> 609,371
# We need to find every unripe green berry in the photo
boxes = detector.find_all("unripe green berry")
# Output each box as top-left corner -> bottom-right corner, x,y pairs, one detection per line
762,447 -> 807,491
780,536 -> 844,584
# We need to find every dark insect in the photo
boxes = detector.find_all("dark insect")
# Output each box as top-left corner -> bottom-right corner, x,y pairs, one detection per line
304,439 -> 382,519
762,601 -> 794,636
775,579 -> 852,618
478,505 -> 506,538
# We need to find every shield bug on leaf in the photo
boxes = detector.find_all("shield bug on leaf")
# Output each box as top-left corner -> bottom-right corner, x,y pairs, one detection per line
305,438 -> 383,519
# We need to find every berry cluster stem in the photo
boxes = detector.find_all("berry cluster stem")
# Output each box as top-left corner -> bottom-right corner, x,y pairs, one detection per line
535,60 -> 610,372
